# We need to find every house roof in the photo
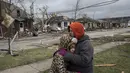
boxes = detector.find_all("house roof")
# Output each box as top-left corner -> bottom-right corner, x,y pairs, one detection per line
15,18 -> 25,21
0,1 -> 30,19
47,16 -> 70,24
76,17 -> 100,23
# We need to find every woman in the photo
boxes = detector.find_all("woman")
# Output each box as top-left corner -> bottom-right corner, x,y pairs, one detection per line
60,22 -> 94,73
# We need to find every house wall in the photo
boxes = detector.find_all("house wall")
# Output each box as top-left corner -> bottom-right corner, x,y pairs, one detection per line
50,21 -> 70,31
67,22 -> 70,26
120,23 -> 128,28
63,21 -> 70,30
93,23 -> 97,28
51,23 -> 58,30
128,21 -> 130,27
61,21 -> 69,30
61,22 -> 64,30
84,23 -> 89,29
89,22 -> 93,29
19,22 -> 24,32
104,23 -> 109,29
0,24 -> 7,37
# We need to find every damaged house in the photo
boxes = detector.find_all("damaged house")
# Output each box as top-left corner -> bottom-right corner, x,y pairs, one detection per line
0,1 -> 33,38
46,16 -> 71,32
76,17 -> 100,30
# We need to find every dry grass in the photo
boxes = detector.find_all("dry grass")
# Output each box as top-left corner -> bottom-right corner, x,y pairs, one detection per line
0,46 -> 57,71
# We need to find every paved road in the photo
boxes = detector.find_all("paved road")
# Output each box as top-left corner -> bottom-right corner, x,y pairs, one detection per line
0,33 -> 61,51
0,28 -> 130,51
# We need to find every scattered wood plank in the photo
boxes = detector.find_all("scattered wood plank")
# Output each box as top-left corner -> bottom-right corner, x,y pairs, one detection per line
122,71 -> 124,73
95,64 -> 116,67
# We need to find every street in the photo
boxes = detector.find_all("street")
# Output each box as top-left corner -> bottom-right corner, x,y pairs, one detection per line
0,28 -> 130,51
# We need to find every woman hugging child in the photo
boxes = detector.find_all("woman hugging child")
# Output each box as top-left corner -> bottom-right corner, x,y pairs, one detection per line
49,34 -> 80,73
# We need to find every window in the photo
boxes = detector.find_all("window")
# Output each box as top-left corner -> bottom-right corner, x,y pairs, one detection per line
17,10 -> 20,17
58,22 -> 61,27
64,22 -> 67,27
20,23 -> 23,28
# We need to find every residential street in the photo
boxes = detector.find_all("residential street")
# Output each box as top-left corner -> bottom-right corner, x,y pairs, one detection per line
0,28 -> 130,51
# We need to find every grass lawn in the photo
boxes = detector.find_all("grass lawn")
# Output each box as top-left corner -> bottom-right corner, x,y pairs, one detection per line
0,46 -> 57,71
92,34 -> 130,42
94,43 -> 130,73
91,34 -> 130,46
0,38 -> 110,71
42,43 -> 130,73
91,39 -> 110,46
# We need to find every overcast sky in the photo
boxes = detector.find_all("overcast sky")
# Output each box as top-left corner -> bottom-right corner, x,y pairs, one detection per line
20,0 -> 130,19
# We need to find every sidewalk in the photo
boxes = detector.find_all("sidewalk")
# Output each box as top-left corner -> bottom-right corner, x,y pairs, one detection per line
0,42 -> 128,73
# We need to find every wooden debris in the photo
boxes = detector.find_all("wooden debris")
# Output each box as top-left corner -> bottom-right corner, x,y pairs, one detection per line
95,64 -> 116,67
121,71 -> 124,73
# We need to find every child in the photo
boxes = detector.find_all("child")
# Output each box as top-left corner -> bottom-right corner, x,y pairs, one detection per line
49,35 -> 80,73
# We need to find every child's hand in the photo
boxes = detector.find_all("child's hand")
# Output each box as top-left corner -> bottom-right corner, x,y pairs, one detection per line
70,48 -> 75,53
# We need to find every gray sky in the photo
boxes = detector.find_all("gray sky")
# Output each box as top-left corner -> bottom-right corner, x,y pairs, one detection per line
21,0 -> 130,19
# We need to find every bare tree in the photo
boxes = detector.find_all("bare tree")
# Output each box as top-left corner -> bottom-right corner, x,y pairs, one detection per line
38,6 -> 49,32
35,5 -> 58,32
17,0 -> 28,16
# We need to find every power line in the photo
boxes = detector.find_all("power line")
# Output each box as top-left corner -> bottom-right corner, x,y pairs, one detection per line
78,0 -> 118,11
48,0 -> 119,14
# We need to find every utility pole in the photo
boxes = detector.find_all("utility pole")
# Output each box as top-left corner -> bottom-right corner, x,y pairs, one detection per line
30,2 -> 34,19
30,1 -> 34,33
8,0 -> 12,54
42,9 -> 44,32
93,11 -> 96,20
0,0 -> 2,22
0,0 -> 2,38
75,0 -> 80,20
9,0 -> 11,3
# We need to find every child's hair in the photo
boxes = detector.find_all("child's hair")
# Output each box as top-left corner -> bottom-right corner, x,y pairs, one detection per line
59,35 -> 78,51
59,34 -> 72,50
